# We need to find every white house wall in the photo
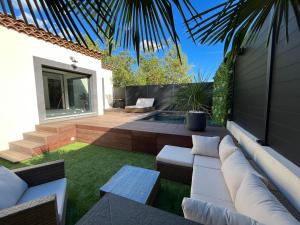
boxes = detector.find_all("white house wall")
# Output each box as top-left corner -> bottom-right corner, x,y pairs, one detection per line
102,69 -> 113,109
0,25 -> 111,151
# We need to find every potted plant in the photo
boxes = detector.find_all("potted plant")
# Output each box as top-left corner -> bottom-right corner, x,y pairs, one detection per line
174,73 -> 211,131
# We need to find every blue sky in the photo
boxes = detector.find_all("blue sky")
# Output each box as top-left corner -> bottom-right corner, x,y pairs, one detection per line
172,1 -> 226,77
124,1 -> 226,79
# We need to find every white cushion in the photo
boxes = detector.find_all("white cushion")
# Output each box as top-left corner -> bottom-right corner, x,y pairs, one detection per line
193,155 -> 221,170
18,178 -> 67,221
219,135 -> 239,163
156,145 -> 194,167
192,135 -> 220,158
136,98 -> 154,107
125,105 -> 148,109
182,197 -> 262,225
221,150 -> 266,201
235,173 -> 299,225
191,165 -> 232,203
191,193 -> 236,211
227,121 -> 300,212
0,166 -> 28,210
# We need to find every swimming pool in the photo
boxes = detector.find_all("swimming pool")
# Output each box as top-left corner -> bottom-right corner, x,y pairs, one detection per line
140,111 -> 217,126
140,111 -> 185,124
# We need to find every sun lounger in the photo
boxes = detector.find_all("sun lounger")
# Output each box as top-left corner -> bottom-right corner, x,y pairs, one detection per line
124,98 -> 155,113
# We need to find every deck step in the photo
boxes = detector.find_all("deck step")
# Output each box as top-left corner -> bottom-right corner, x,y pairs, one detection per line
9,140 -> 48,155
23,131 -> 58,144
0,150 -> 32,163
36,123 -> 75,133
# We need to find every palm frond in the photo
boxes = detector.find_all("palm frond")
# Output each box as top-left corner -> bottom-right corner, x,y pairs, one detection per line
188,0 -> 300,57
76,0 -> 198,63
0,0 -> 197,62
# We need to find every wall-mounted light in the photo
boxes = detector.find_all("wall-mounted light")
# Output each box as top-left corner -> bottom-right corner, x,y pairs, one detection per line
70,56 -> 78,63
238,47 -> 246,55
70,56 -> 78,69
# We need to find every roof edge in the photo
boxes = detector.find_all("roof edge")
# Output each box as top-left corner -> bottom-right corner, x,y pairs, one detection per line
0,13 -> 103,60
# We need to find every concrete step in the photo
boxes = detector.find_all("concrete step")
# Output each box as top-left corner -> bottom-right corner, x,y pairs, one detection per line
0,150 -> 32,163
23,131 -> 58,144
9,140 -> 48,156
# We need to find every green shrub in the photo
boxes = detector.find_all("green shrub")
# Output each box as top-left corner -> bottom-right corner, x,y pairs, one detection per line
212,59 -> 233,126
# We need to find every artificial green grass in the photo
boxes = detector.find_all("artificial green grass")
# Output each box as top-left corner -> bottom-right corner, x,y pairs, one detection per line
0,142 -> 190,225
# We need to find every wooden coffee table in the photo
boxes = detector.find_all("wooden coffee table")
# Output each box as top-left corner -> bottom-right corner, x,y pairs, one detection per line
99,165 -> 160,205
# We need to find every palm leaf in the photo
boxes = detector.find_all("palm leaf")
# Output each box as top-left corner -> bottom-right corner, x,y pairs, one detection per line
85,0 -> 198,63
0,0 -> 197,62
188,0 -> 300,57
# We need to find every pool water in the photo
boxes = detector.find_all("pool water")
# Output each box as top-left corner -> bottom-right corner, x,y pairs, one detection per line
140,112 -> 185,124
140,111 -> 218,126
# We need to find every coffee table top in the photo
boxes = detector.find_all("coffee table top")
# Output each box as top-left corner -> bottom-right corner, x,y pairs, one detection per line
100,165 -> 160,204
76,193 -> 201,225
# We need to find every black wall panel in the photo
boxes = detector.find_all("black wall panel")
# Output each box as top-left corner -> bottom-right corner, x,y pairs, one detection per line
125,85 -> 148,106
233,24 -> 269,140
122,83 -> 213,110
232,11 -> 300,165
267,14 -> 300,165
147,84 -> 174,110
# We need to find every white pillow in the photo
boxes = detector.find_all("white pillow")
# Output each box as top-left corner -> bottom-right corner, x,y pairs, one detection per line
0,166 -> 28,209
235,173 -> 299,225
221,150 -> 267,201
219,135 -> 239,163
192,135 -> 220,158
182,197 -> 262,225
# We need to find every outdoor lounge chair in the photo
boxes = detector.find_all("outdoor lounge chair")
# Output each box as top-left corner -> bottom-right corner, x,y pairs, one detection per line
124,98 -> 155,113
0,160 -> 67,225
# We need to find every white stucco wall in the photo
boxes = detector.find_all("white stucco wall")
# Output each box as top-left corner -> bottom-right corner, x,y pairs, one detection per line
0,25 -> 111,151
102,69 -> 113,109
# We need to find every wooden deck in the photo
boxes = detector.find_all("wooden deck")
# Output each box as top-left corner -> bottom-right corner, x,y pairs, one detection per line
0,110 -> 229,162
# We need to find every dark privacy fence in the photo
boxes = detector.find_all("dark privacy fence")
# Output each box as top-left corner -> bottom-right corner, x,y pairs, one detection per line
113,83 -> 213,110
232,10 -> 300,166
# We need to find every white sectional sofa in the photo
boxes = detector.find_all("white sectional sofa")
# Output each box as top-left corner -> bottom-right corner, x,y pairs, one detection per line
156,135 -> 299,225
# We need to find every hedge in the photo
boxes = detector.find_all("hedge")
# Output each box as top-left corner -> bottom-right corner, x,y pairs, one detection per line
212,59 -> 233,126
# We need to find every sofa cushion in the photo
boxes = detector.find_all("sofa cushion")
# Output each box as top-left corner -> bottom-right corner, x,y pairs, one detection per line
17,178 -> 67,221
191,193 -> 236,211
193,155 -> 221,170
156,145 -> 194,168
192,135 -> 220,158
136,98 -> 154,107
182,197 -> 262,225
191,165 -> 232,203
235,173 -> 299,225
125,105 -> 148,109
0,166 -> 28,210
219,135 -> 239,163
221,150 -> 266,201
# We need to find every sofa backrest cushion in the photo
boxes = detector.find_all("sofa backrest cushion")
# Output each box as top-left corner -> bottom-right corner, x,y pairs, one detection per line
221,150 -> 267,201
219,135 -> 239,163
136,98 -> 154,107
182,197 -> 262,225
192,135 -> 220,158
235,173 -> 299,225
227,121 -> 300,212
0,166 -> 28,210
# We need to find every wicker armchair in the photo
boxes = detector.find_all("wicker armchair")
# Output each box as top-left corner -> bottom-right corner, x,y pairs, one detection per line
0,160 -> 67,225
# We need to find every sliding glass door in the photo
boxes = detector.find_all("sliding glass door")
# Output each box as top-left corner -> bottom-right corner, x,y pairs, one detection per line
42,67 -> 91,118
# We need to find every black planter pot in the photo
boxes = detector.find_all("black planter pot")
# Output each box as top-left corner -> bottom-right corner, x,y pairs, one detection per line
186,111 -> 206,131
